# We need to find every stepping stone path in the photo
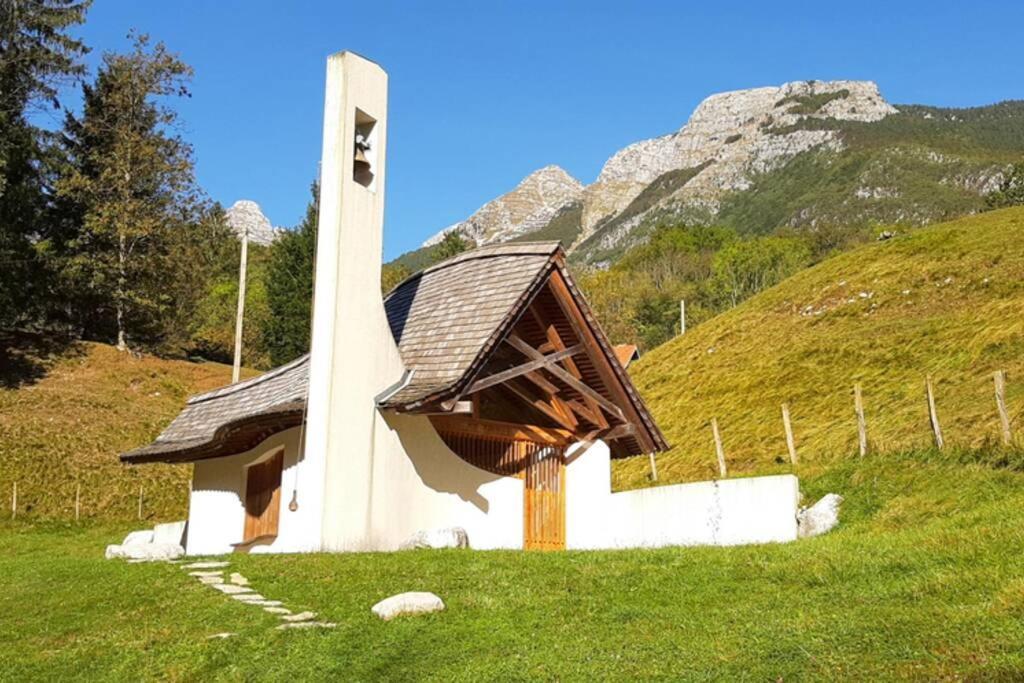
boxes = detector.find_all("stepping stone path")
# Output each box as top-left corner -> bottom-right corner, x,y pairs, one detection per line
181,560 -> 335,633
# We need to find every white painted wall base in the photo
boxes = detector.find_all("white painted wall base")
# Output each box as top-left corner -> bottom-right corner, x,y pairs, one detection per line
566,440 -> 800,550
187,422 -> 798,556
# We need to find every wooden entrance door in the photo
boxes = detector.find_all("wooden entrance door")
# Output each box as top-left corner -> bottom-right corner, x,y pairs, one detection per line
523,445 -> 565,550
243,449 -> 283,542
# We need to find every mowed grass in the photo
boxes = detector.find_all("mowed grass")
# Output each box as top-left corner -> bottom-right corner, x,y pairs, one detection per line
616,207 -> 1024,489
0,336 -> 256,520
2,450 -> 1024,681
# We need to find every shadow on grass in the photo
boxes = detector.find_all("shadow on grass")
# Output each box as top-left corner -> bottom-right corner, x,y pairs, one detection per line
0,330 -> 83,389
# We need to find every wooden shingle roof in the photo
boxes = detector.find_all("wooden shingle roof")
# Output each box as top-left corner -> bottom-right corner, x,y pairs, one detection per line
381,242 -> 558,407
122,242 -> 667,463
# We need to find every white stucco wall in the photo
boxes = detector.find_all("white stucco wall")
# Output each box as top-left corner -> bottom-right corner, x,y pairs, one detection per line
187,427 -> 324,556
359,412 -> 523,551
186,415 -> 525,555
565,440 -> 800,550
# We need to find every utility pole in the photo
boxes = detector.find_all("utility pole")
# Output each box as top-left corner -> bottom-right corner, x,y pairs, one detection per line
232,225 -> 249,384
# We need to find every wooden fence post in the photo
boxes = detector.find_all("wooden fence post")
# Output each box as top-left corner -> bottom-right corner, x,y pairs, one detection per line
11,481 -> 16,520
647,453 -> 659,482
75,483 -> 81,522
711,417 -> 727,477
994,370 -> 1012,446
137,485 -> 143,521
854,384 -> 868,457
781,403 -> 798,464
680,300 -> 686,336
926,375 -> 944,450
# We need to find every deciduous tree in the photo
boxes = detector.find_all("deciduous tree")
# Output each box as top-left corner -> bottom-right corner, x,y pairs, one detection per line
55,33 -> 199,350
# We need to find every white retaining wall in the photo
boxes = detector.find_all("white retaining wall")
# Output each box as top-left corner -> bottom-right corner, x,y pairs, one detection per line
566,441 -> 800,550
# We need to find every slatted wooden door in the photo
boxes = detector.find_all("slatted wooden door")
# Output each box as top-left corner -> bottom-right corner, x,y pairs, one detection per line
523,445 -> 566,550
243,449 -> 283,541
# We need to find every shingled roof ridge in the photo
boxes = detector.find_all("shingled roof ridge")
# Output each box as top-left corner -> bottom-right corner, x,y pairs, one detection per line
385,241 -> 562,302
186,353 -> 310,405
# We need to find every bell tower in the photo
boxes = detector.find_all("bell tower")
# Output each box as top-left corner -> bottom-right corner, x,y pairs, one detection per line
304,52 -> 406,550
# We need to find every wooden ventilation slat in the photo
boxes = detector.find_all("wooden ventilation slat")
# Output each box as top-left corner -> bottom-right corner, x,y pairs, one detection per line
523,444 -> 566,551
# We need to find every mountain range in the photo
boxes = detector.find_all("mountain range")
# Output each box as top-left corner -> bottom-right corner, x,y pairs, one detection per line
404,80 -> 1022,269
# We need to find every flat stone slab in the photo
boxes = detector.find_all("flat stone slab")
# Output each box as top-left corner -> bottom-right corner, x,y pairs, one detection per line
264,607 -> 291,615
106,543 -> 184,562
197,576 -> 224,585
229,572 -> 249,586
212,584 -> 252,595
231,593 -> 267,602
183,561 -> 229,570
207,632 -> 235,640
250,600 -> 284,607
281,611 -> 317,622
371,592 -> 445,621
189,571 -> 223,578
276,622 -> 336,630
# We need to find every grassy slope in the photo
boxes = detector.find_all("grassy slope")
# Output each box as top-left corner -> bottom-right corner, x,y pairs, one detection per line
614,207 -> 1024,489
3,450 -> 1024,680
0,337 -> 253,520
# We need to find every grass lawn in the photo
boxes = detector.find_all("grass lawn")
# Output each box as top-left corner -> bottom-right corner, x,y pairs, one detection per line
3,451 -> 1024,681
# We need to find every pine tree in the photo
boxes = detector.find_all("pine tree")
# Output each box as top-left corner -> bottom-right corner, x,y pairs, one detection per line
263,183 -> 318,366
0,0 -> 90,326
55,33 -> 199,350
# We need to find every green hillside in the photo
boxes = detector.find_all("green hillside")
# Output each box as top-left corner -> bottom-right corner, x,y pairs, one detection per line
614,207 -> 1024,489
0,335 -> 252,521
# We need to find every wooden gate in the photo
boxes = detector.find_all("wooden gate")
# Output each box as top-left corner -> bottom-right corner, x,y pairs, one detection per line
523,445 -> 566,551
243,449 -> 283,542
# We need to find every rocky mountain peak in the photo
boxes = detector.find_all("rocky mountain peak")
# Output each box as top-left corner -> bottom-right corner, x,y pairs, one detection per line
418,80 -> 899,259
580,80 -> 897,239
225,200 -> 280,247
422,165 -> 583,247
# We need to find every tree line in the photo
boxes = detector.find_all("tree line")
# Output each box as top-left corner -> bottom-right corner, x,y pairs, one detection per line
0,3 -> 286,369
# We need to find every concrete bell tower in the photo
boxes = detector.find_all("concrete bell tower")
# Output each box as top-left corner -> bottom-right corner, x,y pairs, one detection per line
304,52 -> 406,550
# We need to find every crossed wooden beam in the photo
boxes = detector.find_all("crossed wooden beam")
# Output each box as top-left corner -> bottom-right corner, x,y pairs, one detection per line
457,295 -> 633,442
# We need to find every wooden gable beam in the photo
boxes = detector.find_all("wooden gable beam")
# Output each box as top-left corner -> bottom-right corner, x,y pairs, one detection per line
430,415 -> 573,446
526,303 -> 609,429
500,379 -> 579,432
506,333 -> 626,424
545,270 -> 658,453
467,344 -> 584,394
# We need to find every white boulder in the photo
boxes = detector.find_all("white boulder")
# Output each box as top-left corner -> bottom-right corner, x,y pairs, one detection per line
105,542 -> 184,561
797,493 -> 844,538
371,592 -> 445,621
399,527 -> 469,550
153,521 -> 187,546
122,529 -> 154,545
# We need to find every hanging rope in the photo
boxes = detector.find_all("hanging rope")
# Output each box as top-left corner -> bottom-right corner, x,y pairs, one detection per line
289,163 -> 322,512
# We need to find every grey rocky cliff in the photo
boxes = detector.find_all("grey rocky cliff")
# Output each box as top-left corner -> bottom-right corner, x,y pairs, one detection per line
422,165 -> 583,247
579,80 -> 897,246
225,200 -> 281,247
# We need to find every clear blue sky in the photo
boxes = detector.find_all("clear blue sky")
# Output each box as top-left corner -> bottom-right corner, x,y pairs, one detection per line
64,1 -> 1024,259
